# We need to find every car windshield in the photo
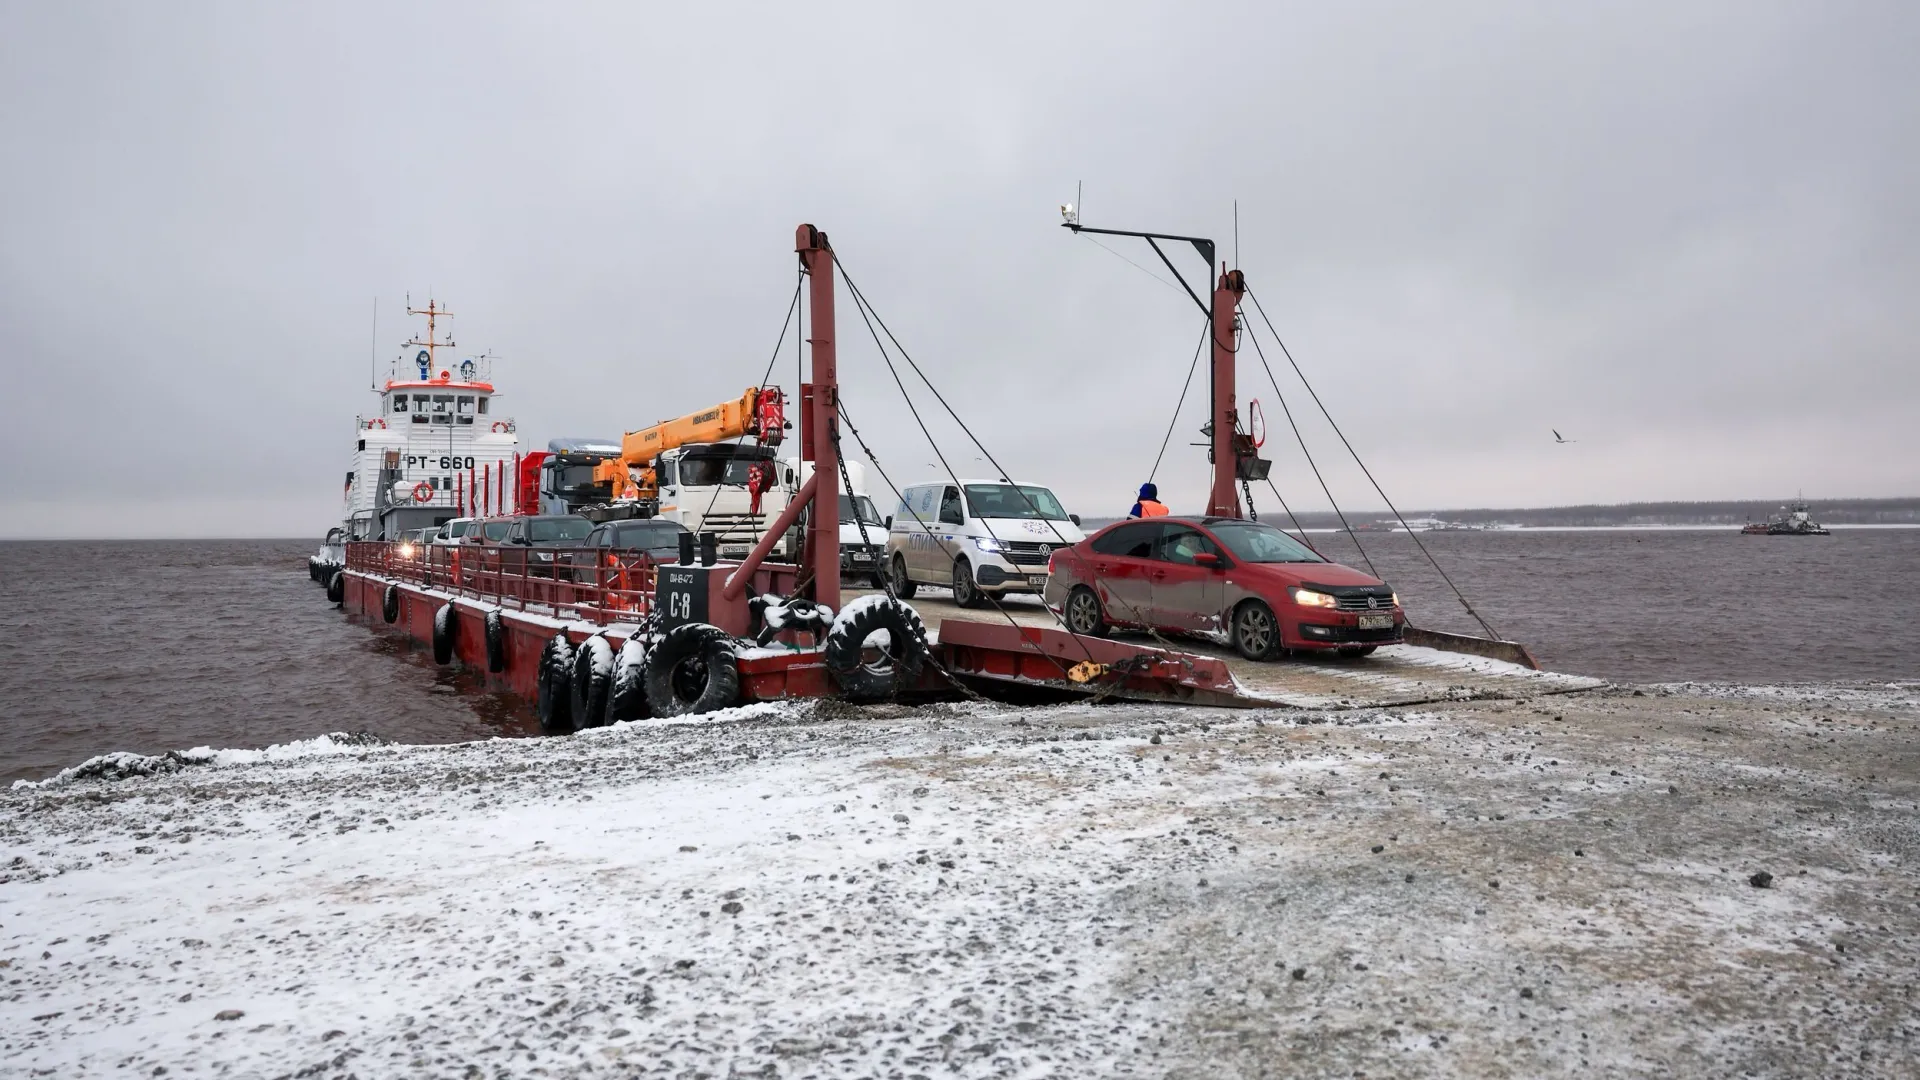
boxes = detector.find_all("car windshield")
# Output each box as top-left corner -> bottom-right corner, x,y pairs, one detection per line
443,520 -> 471,539
840,494 -> 884,526
963,484 -> 1068,521
1207,522 -> 1325,563
611,523 -> 687,550
482,522 -> 511,541
528,518 -> 594,542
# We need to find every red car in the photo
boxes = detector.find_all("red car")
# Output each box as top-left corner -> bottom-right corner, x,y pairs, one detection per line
1044,517 -> 1404,660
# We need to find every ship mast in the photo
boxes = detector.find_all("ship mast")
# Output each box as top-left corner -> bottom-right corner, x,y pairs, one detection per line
403,295 -> 456,378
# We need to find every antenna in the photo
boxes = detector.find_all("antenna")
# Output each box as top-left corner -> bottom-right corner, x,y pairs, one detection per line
1233,199 -> 1239,268
1076,180 -> 1083,226
368,297 -> 379,391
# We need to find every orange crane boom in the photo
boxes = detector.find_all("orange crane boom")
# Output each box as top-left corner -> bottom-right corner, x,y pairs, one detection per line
617,387 -> 787,498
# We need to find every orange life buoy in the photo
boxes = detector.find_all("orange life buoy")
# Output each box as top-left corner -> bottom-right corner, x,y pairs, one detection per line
491,421 -> 509,433
412,482 -> 434,504
367,418 -> 387,429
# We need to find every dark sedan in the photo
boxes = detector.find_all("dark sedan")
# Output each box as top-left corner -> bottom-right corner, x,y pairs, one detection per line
1043,517 -> 1404,660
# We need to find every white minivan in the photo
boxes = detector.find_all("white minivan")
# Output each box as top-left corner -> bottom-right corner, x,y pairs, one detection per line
884,479 -> 1084,606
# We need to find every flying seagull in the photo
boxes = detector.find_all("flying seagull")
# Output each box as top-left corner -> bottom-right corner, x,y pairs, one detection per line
1552,429 -> 1576,444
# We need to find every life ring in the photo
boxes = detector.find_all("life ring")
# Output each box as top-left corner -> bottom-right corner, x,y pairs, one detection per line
432,602 -> 459,664
484,609 -> 507,673
382,583 -> 400,624
367,418 -> 387,430
491,421 -> 509,433
643,623 -> 739,717
823,597 -> 927,702
412,482 -> 434,504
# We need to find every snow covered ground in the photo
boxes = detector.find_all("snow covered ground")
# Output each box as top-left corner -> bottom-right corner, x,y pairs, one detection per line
4,685 -> 1918,1077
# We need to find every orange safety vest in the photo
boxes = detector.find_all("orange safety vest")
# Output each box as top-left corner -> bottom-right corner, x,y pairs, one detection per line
1136,499 -> 1170,518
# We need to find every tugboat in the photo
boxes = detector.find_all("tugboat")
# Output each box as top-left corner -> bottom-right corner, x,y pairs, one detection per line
315,298 -> 522,587
1742,499 -> 1831,536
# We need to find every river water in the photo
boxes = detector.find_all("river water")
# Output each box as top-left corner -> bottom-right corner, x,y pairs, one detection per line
3,529 -> 1916,783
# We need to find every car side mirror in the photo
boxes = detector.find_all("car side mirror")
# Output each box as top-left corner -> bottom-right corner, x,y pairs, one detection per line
1069,513 -> 1081,526
884,515 -> 893,528
1192,552 -> 1223,570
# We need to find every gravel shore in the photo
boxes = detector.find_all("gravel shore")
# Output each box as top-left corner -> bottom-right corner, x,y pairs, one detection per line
3,682 -> 1916,1078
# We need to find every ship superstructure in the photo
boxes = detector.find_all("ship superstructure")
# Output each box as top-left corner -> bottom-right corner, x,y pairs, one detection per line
343,298 -> 520,540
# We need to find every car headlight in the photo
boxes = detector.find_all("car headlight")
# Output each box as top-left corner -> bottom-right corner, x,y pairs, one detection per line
397,542 -> 415,559
972,537 -> 1004,553
1289,587 -> 1337,609
1390,593 -> 1401,609
536,551 -> 553,560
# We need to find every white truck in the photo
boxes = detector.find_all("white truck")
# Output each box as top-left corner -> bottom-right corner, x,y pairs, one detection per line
778,457 -> 887,586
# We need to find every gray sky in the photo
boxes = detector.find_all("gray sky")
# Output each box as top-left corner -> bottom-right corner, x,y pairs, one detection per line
3,1 -> 1915,538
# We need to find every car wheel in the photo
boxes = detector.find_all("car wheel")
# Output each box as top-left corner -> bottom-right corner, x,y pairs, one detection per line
889,555 -> 917,599
1232,600 -> 1283,661
1064,585 -> 1109,638
951,558 -> 984,608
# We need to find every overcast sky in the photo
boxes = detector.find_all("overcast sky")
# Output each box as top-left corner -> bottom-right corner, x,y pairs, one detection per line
2,1 -> 1915,538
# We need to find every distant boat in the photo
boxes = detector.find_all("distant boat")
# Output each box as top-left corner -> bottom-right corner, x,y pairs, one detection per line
1742,500 -> 1830,536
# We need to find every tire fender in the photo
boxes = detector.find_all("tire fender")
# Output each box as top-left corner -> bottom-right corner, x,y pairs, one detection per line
382,584 -> 401,624
570,635 -> 615,729
608,636 -> 649,723
326,570 -> 345,605
643,623 -> 740,717
823,596 -> 927,702
535,633 -> 575,734
431,602 -> 459,664
484,609 -> 508,673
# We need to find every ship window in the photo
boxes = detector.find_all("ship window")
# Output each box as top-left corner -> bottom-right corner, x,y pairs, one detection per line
476,397 -> 489,414
391,395 -> 409,413
432,395 -> 453,424
458,396 -> 474,414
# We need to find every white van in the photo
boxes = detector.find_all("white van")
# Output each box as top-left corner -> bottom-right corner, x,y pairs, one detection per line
884,479 -> 1084,606
779,458 -> 888,586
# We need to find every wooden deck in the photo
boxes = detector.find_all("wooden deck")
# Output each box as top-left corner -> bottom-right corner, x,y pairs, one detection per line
848,588 -> 1605,710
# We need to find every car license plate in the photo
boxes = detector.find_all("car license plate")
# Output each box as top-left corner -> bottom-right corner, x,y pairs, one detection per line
1027,575 -> 1049,588
1357,614 -> 1394,630
851,552 -> 873,563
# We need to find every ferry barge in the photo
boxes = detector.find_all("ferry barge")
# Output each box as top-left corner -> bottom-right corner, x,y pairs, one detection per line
321,225 -> 1590,723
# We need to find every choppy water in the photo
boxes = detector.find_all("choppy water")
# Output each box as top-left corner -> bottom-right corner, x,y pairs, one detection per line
3,530 -> 1916,783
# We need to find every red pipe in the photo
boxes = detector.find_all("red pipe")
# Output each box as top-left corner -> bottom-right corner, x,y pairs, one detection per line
722,473 -> 816,601
1206,268 -> 1247,518
795,224 -> 841,604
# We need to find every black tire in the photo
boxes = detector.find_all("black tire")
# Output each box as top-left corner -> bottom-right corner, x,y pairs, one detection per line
608,637 -> 649,723
950,558 -> 984,608
644,623 -> 740,717
382,584 -> 401,624
570,635 -> 614,729
1338,645 -> 1378,659
1063,585 -> 1109,638
308,558 -> 319,582
824,597 -> 927,702
1232,600 -> 1283,661
484,609 -> 507,673
432,602 -> 459,664
889,555 -> 917,599
326,570 -> 345,605
536,634 -> 575,734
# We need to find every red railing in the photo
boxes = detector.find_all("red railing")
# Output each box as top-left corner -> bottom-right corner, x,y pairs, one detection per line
346,541 -> 657,626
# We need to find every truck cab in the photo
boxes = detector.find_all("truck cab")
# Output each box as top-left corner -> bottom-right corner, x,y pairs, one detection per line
650,443 -> 794,560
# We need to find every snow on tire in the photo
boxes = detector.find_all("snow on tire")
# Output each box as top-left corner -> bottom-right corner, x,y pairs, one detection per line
608,636 -> 649,723
570,635 -> 615,729
824,595 -> 927,702
643,623 -> 740,717
536,634 -> 575,734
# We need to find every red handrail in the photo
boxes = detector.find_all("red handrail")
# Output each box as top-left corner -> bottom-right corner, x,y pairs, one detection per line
345,540 -> 658,625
